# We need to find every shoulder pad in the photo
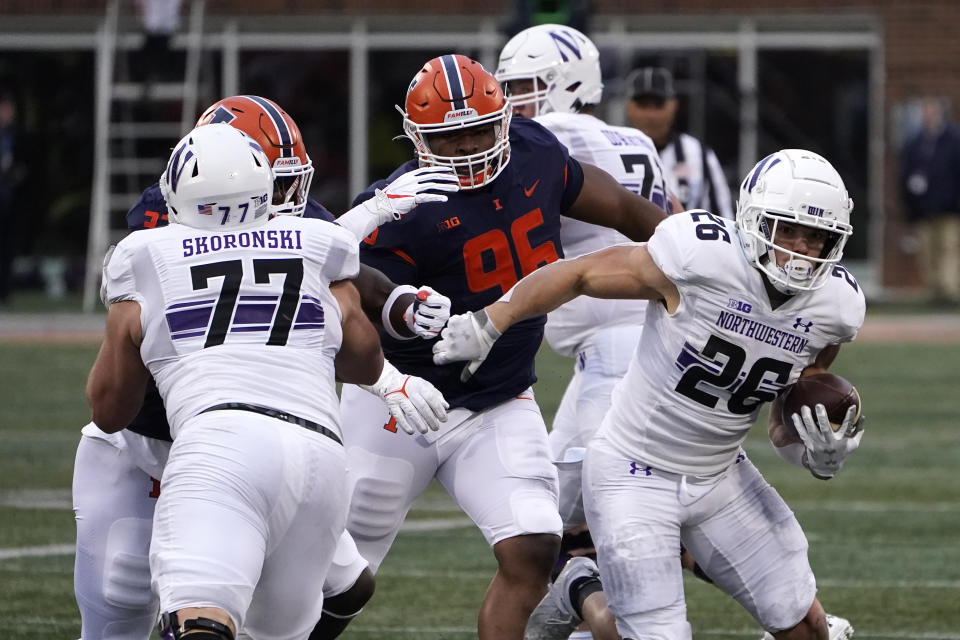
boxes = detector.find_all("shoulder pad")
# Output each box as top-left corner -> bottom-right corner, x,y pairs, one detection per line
104,228 -> 158,303
304,198 -> 335,222
284,217 -> 359,283
820,264 -> 866,341
509,117 -> 563,150
126,183 -> 169,231
647,210 -> 741,289
352,160 -> 420,208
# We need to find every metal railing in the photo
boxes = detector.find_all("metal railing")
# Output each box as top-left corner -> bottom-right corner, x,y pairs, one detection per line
0,11 -> 883,308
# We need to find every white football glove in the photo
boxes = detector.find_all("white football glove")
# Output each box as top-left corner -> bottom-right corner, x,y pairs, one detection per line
791,403 -> 864,479
99,244 -> 117,308
337,166 -> 460,242
404,286 -> 451,339
432,309 -> 502,383
359,360 -> 449,435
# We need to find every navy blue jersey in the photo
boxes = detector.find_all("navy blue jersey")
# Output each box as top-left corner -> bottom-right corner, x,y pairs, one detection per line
357,118 -> 584,411
124,184 -> 334,441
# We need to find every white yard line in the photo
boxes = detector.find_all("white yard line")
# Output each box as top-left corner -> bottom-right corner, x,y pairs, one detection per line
321,627 -> 960,639
0,544 -> 74,560
6,488 -> 960,514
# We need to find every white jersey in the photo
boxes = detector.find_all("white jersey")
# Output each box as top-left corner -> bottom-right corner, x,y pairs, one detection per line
660,132 -> 734,219
105,215 -> 359,439
536,111 -> 670,357
602,210 -> 866,475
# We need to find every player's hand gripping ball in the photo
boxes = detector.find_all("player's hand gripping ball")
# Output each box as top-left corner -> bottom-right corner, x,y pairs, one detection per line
780,373 -> 865,479
780,373 -> 862,435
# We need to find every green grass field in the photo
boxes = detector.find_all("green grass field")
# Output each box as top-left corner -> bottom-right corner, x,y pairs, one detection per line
1,337 -> 959,639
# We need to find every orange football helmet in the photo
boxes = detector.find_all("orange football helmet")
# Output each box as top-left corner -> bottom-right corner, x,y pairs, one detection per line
196,95 -> 313,216
399,54 -> 511,189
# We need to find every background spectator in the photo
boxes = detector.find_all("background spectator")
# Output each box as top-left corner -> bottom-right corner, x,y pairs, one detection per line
900,97 -> 960,306
136,0 -> 183,83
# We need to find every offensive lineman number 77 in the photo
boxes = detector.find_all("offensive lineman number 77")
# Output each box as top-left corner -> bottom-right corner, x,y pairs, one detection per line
190,258 -> 303,348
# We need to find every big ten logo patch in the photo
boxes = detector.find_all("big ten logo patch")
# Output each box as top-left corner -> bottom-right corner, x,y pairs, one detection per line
436,216 -> 461,233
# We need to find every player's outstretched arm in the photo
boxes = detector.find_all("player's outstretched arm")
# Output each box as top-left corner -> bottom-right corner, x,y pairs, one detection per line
336,166 -> 460,242
86,300 -> 149,433
486,243 -> 676,334
565,162 -> 668,242
433,244 -> 678,371
353,265 -> 451,341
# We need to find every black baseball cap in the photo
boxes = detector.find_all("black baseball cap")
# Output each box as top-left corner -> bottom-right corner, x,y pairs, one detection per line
629,67 -> 676,101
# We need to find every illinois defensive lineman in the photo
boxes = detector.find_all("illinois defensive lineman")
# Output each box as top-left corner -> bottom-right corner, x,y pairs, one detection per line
87,122 -> 429,640
434,149 -> 865,640
338,54 -> 667,640
72,95 -> 455,640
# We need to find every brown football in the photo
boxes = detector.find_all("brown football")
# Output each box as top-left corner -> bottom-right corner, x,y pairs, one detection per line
780,373 -> 862,432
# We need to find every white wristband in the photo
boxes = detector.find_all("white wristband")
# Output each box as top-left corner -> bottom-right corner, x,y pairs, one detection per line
382,284 -> 418,341
772,441 -> 806,468
359,358 -> 396,394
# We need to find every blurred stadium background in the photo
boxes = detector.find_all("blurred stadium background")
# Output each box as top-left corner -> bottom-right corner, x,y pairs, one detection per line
1,1 -> 959,639
1,0 -> 959,307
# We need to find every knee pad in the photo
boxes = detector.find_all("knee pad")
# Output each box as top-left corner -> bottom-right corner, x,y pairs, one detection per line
103,539 -> 153,609
346,454 -> 414,542
159,613 -> 234,640
509,488 -> 563,539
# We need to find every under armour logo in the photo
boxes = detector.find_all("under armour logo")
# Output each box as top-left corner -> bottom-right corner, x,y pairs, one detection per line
736,451 -> 746,464
629,462 -> 652,476
793,317 -> 814,332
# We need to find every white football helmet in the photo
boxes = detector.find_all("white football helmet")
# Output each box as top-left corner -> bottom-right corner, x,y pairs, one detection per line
736,149 -> 854,295
496,23 -> 603,116
160,123 -> 273,231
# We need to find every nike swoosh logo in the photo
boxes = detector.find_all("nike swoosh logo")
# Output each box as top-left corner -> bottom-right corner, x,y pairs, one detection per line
523,179 -> 540,197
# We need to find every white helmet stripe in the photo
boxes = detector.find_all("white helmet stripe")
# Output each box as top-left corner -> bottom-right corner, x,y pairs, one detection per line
440,55 -> 468,111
